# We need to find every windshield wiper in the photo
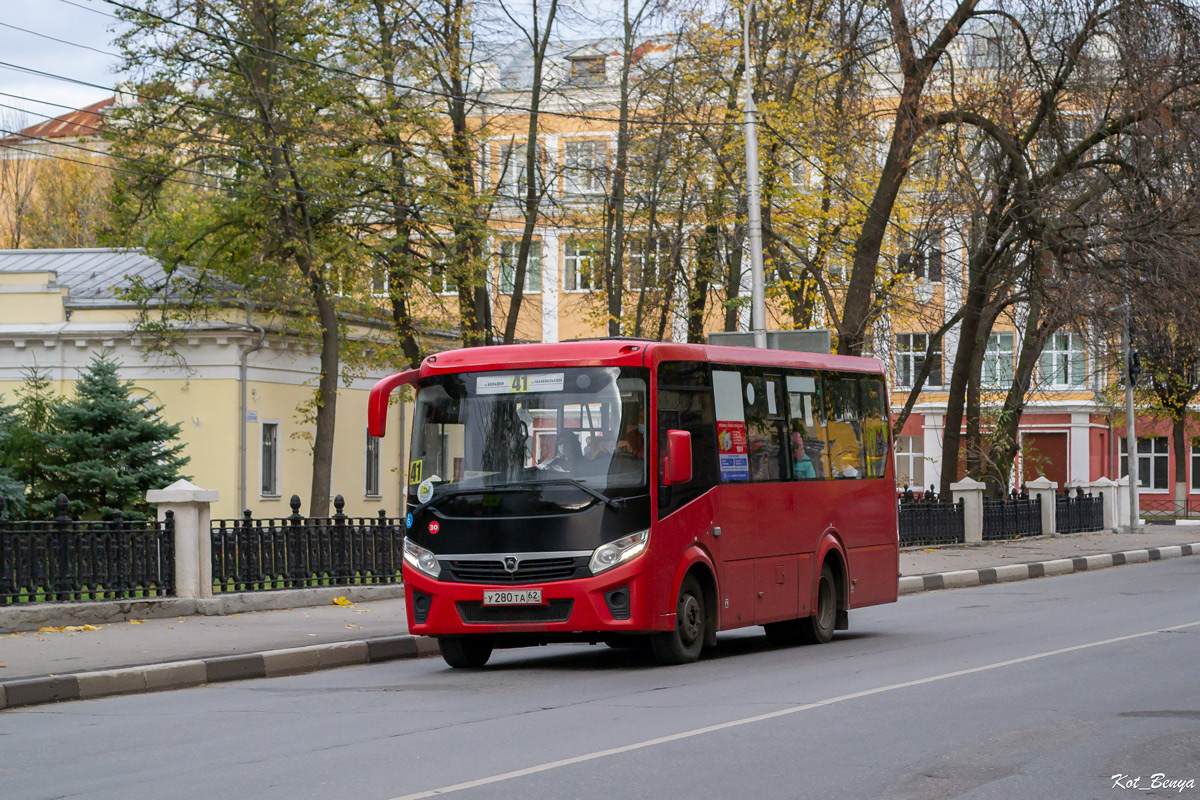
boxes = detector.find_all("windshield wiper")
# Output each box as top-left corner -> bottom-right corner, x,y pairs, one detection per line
527,478 -> 621,510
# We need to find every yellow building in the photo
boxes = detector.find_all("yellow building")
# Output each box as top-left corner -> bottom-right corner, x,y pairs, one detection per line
0,248 -> 446,519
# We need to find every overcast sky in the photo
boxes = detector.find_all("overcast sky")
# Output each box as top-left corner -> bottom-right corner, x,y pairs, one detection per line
0,0 -> 127,132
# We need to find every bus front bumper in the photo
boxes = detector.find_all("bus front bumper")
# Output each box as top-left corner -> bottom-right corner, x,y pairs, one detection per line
402,558 -> 664,636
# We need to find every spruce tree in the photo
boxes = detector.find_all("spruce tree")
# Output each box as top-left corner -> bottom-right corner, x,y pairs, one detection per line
0,394 -> 25,517
45,354 -> 189,519
2,369 -> 64,517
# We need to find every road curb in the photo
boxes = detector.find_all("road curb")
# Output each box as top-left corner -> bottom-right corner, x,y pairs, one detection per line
0,634 -> 440,711
898,543 -> 1199,596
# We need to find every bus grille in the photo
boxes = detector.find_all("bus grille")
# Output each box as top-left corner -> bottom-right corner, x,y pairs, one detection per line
445,557 -> 581,584
456,599 -> 574,624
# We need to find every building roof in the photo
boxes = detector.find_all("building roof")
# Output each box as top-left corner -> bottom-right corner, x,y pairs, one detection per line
0,247 -> 190,305
0,97 -> 115,146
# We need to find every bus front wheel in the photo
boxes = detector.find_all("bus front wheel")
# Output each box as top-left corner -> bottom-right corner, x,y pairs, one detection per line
439,635 -> 494,668
651,575 -> 706,665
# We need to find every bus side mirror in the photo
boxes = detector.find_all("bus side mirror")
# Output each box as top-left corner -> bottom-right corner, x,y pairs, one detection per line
662,430 -> 693,487
368,369 -> 418,437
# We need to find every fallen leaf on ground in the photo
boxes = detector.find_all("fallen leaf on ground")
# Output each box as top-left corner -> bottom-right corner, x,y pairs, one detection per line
128,619 -> 145,625
64,625 -> 102,632
345,624 -> 362,630
167,625 -> 174,629
333,596 -> 353,607
38,626 -> 66,633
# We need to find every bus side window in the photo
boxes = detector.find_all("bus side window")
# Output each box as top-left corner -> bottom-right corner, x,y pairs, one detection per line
786,373 -> 826,480
824,375 -> 864,479
742,369 -> 787,482
657,361 -> 720,518
859,377 -> 890,479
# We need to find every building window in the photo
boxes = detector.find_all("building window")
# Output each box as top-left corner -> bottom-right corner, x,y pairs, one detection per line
365,429 -> 381,498
895,435 -> 924,489
1039,331 -> 1086,387
563,240 -> 600,292
563,140 -> 606,196
498,240 -> 542,294
898,228 -> 943,283
569,56 -> 606,86
1121,436 -> 1168,491
261,422 -> 280,498
428,249 -> 457,296
983,332 -> 1014,387
497,142 -> 546,200
895,333 -> 942,388
1193,439 -> 1200,492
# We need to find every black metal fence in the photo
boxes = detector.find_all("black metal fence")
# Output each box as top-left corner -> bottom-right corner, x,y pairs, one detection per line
898,497 -> 965,546
0,494 -> 175,605
1056,493 -> 1105,534
983,496 -> 1042,540
211,494 -> 403,592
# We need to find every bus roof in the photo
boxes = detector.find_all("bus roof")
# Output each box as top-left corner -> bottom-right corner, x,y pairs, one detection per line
418,339 -> 884,376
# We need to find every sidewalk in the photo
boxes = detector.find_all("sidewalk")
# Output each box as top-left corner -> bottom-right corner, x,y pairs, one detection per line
2,528 -> 1198,709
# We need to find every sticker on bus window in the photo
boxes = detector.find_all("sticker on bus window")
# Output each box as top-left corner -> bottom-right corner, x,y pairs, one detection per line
408,460 -> 423,484
476,373 -> 565,395
717,420 -> 750,482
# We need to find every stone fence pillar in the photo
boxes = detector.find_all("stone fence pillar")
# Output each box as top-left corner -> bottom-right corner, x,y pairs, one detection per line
146,479 -> 219,599
1090,477 -> 1118,531
950,477 -> 986,544
1115,475 -> 1136,533
1026,476 -> 1057,537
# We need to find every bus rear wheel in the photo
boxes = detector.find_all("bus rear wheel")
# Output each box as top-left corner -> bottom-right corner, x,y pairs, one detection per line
802,563 -> 838,645
438,635 -> 494,668
651,575 -> 706,665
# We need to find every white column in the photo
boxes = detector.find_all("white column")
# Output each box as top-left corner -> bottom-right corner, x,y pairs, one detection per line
941,225 -> 964,383
146,479 -> 219,599
950,477 -> 985,543
1026,476 -> 1057,536
1069,413 -> 1090,483
541,228 -> 560,343
923,413 -> 944,494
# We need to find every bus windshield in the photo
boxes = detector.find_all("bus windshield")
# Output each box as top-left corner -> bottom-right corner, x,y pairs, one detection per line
409,366 -> 648,508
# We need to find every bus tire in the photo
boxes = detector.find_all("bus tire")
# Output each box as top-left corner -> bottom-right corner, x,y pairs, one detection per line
800,563 -> 838,645
651,575 -> 706,665
438,635 -> 494,668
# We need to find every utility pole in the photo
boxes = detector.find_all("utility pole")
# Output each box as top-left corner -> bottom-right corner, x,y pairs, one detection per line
743,0 -> 767,349
1124,313 -> 1140,533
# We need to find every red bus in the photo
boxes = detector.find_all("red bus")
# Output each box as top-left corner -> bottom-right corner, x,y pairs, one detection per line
368,339 -> 898,668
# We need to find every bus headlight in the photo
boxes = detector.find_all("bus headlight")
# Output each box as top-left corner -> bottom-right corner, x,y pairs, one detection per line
589,530 -> 649,575
403,537 -> 441,578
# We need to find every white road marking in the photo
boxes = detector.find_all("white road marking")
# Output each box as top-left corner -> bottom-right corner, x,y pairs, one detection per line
388,619 -> 1200,800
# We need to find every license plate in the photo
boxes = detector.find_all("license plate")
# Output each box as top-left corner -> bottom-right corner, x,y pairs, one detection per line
483,589 -> 543,606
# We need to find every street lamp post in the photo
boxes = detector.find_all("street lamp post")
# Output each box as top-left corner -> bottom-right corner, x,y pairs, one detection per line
1123,314 -> 1140,532
743,0 -> 767,349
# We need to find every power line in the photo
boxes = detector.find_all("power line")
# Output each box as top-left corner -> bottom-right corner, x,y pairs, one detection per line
0,20 -> 119,58
93,0 -> 744,130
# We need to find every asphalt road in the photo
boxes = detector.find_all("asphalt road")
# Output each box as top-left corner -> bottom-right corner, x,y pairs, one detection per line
3,557 -> 1199,800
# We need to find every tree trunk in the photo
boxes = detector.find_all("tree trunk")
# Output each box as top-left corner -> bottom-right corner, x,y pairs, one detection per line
983,297 -> 1055,495
1173,413 -> 1188,515
309,288 -> 340,517
502,0 -> 557,345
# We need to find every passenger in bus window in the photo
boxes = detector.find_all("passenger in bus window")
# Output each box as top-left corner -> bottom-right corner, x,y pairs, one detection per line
791,431 -> 817,479
584,434 -> 611,460
617,428 -> 644,458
